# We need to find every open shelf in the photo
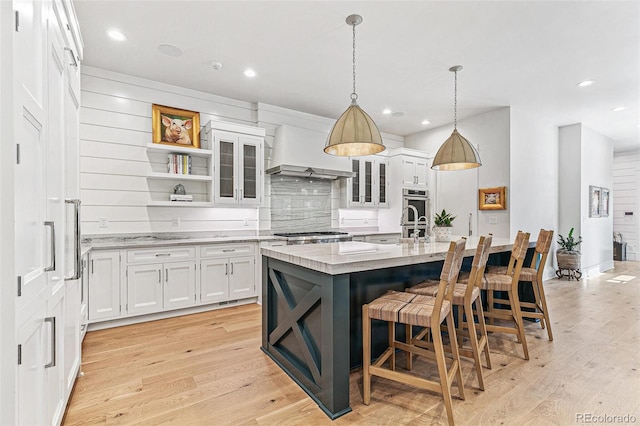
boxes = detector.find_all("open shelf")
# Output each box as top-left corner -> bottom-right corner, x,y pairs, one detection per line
147,201 -> 214,207
146,143 -> 212,158
146,172 -> 212,182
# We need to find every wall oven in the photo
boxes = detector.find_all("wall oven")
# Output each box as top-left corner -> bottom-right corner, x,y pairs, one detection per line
402,189 -> 430,238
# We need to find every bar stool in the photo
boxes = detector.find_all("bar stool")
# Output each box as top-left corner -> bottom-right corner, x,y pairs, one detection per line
363,239 -> 467,426
406,235 -> 493,391
461,231 -> 531,360
486,229 -> 554,340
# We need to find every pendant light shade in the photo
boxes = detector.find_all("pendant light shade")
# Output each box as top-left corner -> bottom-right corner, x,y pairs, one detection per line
432,66 -> 481,170
325,14 -> 384,157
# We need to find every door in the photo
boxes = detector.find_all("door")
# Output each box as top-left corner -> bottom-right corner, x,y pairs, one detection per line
200,258 -> 229,303
376,160 -> 389,208
238,136 -> 261,206
88,251 -> 121,320
127,263 -> 163,315
45,287 -> 65,426
214,131 -> 238,204
63,277 -> 81,396
164,261 -> 196,309
362,159 -> 374,206
228,256 -> 256,300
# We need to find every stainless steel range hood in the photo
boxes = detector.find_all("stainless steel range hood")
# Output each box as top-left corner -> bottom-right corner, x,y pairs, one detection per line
267,125 -> 355,180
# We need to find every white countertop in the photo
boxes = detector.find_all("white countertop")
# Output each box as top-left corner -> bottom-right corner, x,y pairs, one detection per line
261,236 -> 514,275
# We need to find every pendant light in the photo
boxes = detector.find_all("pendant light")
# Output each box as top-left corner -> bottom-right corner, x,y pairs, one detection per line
325,14 -> 385,157
431,66 -> 482,170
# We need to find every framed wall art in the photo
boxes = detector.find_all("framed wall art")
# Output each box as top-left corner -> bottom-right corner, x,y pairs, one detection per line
589,185 -> 601,218
478,186 -> 506,210
152,104 -> 200,149
600,187 -> 610,217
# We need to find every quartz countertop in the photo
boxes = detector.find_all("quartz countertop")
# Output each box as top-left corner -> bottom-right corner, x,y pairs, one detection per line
261,236 -> 514,275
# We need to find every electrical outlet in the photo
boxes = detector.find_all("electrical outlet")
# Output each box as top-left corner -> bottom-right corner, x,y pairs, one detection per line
98,217 -> 108,228
172,217 -> 180,227
243,219 -> 249,227
364,218 -> 369,224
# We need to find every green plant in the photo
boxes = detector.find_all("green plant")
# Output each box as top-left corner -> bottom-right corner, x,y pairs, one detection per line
433,209 -> 456,227
557,227 -> 582,252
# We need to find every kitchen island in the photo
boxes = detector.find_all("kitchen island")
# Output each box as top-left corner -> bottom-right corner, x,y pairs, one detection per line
261,237 -> 515,419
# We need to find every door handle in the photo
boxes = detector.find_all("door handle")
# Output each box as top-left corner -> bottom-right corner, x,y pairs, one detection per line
65,199 -> 81,280
44,317 -> 56,368
44,221 -> 56,272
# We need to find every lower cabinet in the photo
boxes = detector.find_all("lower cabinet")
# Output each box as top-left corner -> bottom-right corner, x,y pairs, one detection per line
200,255 -> 255,303
88,250 -> 121,321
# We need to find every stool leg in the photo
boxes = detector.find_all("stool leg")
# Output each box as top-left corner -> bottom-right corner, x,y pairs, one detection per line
535,278 -> 554,341
474,297 -> 492,370
487,289 -> 495,325
406,324 -> 413,371
432,318 -> 456,425
508,288 -> 529,360
446,311 -> 465,401
362,304 -> 371,405
529,278 -> 545,330
465,298 -> 485,391
389,321 -> 396,371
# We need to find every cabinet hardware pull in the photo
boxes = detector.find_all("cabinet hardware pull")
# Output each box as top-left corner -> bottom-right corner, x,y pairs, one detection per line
91,259 -> 94,274
230,263 -> 234,275
225,264 -> 228,275
44,221 -> 56,272
240,189 -> 243,199
155,253 -> 171,257
65,199 -> 81,280
222,249 -> 235,252
44,317 -> 56,368
64,47 -> 78,67
166,269 -> 168,282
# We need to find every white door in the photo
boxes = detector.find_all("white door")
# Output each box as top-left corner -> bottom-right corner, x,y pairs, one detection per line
127,263 -> 163,315
45,286 -> 65,426
436,168 -> 478,238
63,278 -> 80,396
88,251 -> 121,320
164,261 -> 196,309
214,132 -> 239,205
200,259 -> 229,303
238,136 -> 262,206
228,256 -> 256,299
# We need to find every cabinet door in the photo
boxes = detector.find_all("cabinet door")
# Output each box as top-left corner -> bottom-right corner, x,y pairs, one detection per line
362,159 -> 374,206
229,256 -> 256,299
415,158 -> 429,187
349,159 -> 362,206
238,137 -> 262,206
127,263 -> 163,315
45,288 -> 65,426
63,277 -> 81,397
214,131 -> 238,204
200,258 -> 229,303
401,157 -> 418,186
376,160 -> 390,208
80,254 -> 89,338
164,261 -> 196,309
17,301 -> 47,426
88,251 -> 121,321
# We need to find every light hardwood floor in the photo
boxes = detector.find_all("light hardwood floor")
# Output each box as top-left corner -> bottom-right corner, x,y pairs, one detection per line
64,261 -> 640,425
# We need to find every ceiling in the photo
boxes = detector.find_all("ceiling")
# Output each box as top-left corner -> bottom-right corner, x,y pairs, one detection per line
74,1 -> 640,152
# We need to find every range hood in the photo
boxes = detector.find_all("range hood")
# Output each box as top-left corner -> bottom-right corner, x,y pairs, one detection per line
267,125 -> 355,179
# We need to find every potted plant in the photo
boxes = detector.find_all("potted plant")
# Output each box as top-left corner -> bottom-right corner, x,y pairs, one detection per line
433,209 -> 456,242
556,227 -> 582,275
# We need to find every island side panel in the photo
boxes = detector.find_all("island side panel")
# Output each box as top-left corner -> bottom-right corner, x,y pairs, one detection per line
261,257 -> 351,419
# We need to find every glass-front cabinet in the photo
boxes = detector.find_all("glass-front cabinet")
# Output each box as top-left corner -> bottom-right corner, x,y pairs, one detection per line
344,156 -> 389,208
207,122 -> 264,206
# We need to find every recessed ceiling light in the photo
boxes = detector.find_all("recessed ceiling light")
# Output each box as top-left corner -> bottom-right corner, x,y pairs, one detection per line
382,109 -> 391,115
158,44 -> 183,57
421,120 -> 431,125
612,106 -> 625,112
211,61 -> 223,70
244,68 -> 257,78
106,29 -> 127,42
577,80 -> 595,87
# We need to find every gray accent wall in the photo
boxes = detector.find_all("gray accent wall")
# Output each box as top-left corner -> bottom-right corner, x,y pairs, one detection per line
270,176 -> 332,232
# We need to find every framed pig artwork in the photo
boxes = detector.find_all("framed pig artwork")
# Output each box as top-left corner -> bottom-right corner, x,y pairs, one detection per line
152,104 -> 200,149
478,186 -> 507,210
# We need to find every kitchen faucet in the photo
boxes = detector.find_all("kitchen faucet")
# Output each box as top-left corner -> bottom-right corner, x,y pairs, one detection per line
401,205 -> 419,243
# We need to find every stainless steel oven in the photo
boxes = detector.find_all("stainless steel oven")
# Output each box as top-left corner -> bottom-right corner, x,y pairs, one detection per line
402,189 -> 430,238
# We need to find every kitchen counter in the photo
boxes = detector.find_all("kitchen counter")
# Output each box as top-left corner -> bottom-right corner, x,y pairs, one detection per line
261,236 -> 518,419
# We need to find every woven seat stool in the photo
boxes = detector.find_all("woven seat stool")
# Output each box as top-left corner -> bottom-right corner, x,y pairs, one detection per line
407,235 -> 493,391
363,239 -> 467,426
486,229 -> 554,340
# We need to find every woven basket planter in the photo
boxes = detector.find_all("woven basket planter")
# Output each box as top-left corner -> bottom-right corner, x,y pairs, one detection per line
557,250 -> 580,270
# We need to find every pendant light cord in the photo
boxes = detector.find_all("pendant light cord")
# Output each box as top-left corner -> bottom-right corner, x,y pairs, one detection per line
453,69 -> 458,130
351,22 -> 357,102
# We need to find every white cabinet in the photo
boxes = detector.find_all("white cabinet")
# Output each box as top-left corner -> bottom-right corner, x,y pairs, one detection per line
205,121 -> 265,206
366,234 -> 400,244
88,251 -> 122,321
343,157 -> 390,208
80,254 -> 89,340
400,156 -> 429,188
125,247 -> 196,315
200,244 -> 257,303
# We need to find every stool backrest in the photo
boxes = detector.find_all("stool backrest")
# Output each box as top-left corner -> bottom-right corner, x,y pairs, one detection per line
432,238 -> 467,324
530,229 -> 554,277
509,231 -> 531,286
467,234 -> 493,294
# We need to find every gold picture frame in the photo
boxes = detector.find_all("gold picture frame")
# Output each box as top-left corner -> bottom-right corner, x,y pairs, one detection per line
152,104 -> 200,149
479,186 -> 506,210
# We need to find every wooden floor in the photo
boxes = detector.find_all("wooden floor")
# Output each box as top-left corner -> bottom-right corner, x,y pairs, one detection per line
64,261 -> 640,425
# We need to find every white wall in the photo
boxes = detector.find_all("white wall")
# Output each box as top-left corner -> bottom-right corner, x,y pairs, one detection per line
558,123 -> 614,276
613,151 -> 639,260
405,107 -> 511,238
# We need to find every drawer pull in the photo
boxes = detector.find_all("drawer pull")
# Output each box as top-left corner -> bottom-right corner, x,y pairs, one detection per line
155,253 -> 171,257
222,249 -> 236,253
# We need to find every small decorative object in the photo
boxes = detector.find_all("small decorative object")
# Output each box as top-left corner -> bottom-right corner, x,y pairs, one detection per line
600,187 -> 610,217
152,104 -> 200,149
173,184 -> 186,195
556,227 -> 583,280
478,186 -> 507,210
589,185 -> 601,218
432,209 -> 456,242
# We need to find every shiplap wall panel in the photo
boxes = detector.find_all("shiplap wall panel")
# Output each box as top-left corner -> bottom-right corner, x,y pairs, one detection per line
81,123 -> 149,146
613,151 -> 639,260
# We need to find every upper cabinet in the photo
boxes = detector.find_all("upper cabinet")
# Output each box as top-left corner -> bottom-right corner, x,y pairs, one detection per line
399,155 -> 429,188
342,156 -> 389,208
205,121 -> 265,206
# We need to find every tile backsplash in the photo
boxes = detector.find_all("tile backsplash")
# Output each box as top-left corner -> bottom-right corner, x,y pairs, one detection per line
270,176 -> 332,232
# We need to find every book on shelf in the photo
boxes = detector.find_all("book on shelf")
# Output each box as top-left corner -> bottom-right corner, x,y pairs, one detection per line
169,194 -> 193,202
167,154 -> 192,175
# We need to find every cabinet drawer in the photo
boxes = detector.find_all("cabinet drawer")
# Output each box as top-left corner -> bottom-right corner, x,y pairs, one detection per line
200,243 -> 256,258
366,234 -> 400,244
126,246 -> 195,263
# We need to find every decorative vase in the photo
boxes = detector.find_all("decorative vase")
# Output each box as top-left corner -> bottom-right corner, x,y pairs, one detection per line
433,226 -> 452,242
